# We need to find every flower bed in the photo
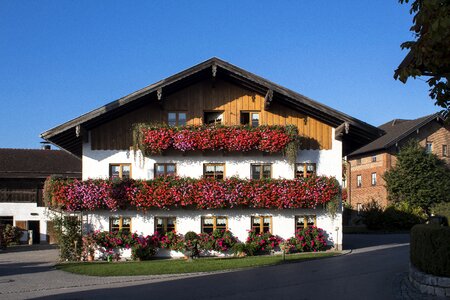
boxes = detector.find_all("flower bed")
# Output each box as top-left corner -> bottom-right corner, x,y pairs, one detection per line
133,124 -> 300,162
44,176 -> 340,212
80,227 -> 328,261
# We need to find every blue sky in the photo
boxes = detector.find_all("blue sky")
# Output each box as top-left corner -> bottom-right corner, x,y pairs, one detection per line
0,1 -> 440,149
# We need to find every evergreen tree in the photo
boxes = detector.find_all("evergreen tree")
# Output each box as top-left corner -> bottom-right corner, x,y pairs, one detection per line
384,140 -> 450,212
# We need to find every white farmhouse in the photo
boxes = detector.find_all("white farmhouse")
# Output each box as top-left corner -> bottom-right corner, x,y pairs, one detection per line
41,58 -> 382,250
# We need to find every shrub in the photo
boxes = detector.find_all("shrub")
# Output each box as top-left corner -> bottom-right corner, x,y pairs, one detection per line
0,224 -> 4,249
92,230 -> 136,250
232,242 -> 247,256
361,200 -> 385,230
2,225 -> 23,246
183,231 -> 199,258
197,230 -> 238,253
158,231 -> 184,251
431,202 -> 450,225
244,231 -> 283,256
53,216 -> 82,261
410,224 -> 450,277
285,227 -> 327,253
361,200 -> 426,230
131,235 -> 158,261
383,202 -> 427,229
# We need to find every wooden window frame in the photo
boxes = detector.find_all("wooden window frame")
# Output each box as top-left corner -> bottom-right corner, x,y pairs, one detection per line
109,217 -> 132,232
356,174 -> 362,188
371,172 -> 377,186
295,163 -> 316,178
203,163 -> 226,179
109,163 -> 132,179
201,216 -> 228,233
443,145 -> 448,157
154,217 -> 176,234
154,163 -> 177,178
251,163 -> 272,179
251,216 -> 272,234
295,215 -> 317,231
240,111 -> 260,127
167,111 -> 187,126
203,111 -> 224,125
371,155 -> 377,162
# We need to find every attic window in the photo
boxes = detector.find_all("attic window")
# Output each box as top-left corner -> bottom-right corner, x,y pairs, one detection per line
168,112 -> 187,126
241,112 -> 259,127
204,112 -> 223,125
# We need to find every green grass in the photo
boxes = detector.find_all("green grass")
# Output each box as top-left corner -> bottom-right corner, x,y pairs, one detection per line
56,252 -> 340,276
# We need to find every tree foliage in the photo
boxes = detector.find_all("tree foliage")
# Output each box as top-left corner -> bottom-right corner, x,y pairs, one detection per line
395,0 -> 450,116
384,140 -> 450,211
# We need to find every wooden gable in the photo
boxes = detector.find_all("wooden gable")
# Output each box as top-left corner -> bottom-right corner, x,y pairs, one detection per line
90,79 -> 332,150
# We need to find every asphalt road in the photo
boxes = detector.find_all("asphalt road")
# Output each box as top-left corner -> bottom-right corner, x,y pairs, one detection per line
1,234 -> 432,300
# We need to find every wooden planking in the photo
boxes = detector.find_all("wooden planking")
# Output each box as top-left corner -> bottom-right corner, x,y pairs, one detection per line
90,78 -> 332,150
91,102 -> 161,150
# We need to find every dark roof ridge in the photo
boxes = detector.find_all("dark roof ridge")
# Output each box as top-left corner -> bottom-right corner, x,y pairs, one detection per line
349,112 -> 444,157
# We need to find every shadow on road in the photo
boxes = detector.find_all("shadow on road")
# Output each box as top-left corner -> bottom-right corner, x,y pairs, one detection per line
0,244 -> 58,253
343,233 -> 410,250
0,262 -> 54,277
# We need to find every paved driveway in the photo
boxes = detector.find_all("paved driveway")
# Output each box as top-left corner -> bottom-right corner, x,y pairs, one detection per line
0,234 -> 439,299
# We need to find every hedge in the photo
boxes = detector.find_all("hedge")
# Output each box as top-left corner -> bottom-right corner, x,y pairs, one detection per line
410,224 -> 450,277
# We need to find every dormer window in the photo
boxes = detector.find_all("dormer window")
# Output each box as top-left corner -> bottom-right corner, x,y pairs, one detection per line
204,111 -> 223,125
241,112 -> 259,127
168,112 -> 187,126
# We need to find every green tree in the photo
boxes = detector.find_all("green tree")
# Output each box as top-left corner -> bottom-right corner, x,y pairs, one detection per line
394,0 -> 450,116
384,140 -> 450,212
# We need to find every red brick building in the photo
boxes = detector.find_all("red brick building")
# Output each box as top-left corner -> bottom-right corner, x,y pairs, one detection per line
346,113 -> 449,212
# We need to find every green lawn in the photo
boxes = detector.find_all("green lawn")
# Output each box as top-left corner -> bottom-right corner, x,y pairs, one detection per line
57,251 -> 340,276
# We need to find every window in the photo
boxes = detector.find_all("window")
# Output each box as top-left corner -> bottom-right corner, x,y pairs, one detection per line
295,163 -> 316,178
295,215 -> 316,231
251,216 -> 272,233
204,111 -> 223,125
251,164 -> 272,179
155,217 -> 176,234
155,163 -> 176,177
357,175 -> 362,187
443,145 -> 448,157
203,163 -> 225,179
110,164 -> 131,179
371,173 -> 377,186
356,158 -> 362,165
201,216 -> 227,234
426,142 -> 433,154
168,112 -> 187,126
357,203 -> 362,216
109,217 -> 131,233
241,112 -> 259,127
371,155 -> 377,162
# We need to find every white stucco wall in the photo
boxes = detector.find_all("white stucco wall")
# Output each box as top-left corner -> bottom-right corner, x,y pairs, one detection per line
84,208 -> 341,246
82,129 -> 342,183
0,203 -> 50,243
80,128 -> 343,248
